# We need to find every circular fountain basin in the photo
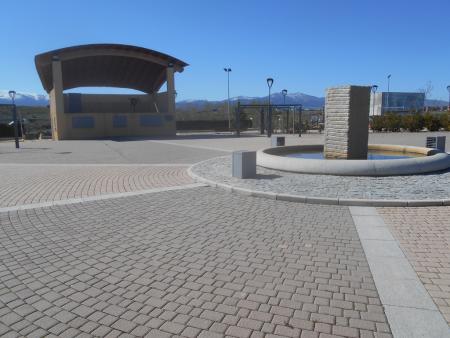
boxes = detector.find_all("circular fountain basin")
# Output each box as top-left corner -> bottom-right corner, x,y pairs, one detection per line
257,144 -> 450,176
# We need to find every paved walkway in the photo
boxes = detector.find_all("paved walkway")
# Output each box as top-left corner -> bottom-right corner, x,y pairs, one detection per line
0,188 -> 392,338
379,207 -> 450,325
0,135 -> 449,337
0,164 -> 192,207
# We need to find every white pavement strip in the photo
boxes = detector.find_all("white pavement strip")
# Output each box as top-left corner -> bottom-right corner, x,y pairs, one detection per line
349,206 -> 450,338
149,139 -> 232,153
0,183 -> 207,213
0,163 -> 192,167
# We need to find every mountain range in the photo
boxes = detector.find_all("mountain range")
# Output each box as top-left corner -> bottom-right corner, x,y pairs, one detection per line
177,92 -> 325,109
0,90 -> 447,109
0,90 -> 48,106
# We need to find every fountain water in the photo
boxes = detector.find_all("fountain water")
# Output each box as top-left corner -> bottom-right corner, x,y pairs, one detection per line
257,85 -> 450,176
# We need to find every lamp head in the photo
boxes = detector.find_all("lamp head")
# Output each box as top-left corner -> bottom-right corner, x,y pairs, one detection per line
387,74 -> 391,79
447,85 -> 450,92
8,90 -> 16,100
282,89 -> 287,96
372,85 -> 378,93
266,78 -> 274,88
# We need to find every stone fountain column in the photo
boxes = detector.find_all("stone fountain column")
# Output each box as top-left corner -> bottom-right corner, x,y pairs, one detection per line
324,85 -> 371,159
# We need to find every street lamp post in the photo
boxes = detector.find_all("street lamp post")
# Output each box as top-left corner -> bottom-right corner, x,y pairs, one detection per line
282,89 -> 287,133
371,85 -> 378,117
386,74 -> 391,113
260,108 -> 265,134
224,68 -> 232,131
8,91 -> 19,149
298,105 -> 302,137
447,85 -> 450,111
266,78 -> 274,137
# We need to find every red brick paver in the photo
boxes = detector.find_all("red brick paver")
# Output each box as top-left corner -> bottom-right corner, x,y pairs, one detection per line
378,206 -> 450,325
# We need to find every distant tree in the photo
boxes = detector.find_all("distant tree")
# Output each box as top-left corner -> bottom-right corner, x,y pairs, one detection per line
418,81 -> 434,100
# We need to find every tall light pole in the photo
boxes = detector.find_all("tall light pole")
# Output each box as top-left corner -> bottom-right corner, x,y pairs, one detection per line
224,68 -> 232,131
371,85 -> 378,117
447,85 -> 450,111
386,74 -> 391,113
281,89 -> 287,105
8,90 -> 19,149
266,78 -> 274,137
282,89 -> 287,133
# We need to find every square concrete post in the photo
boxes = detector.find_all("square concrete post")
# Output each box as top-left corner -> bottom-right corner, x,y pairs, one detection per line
324,85 -> 370,159
232,151 -> 256,179
50,56 -> 65,140
271,136 -> 285,147
166,64 -> 175,115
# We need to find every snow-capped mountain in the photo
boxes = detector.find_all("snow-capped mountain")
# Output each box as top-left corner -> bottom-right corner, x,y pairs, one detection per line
5,90 -> 443,109
177,92 -> 325,109
0,90 -> 49,106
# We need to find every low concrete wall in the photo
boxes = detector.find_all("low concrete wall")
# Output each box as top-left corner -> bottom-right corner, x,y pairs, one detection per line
60,93 -> 175,139
257,144 -> 450,176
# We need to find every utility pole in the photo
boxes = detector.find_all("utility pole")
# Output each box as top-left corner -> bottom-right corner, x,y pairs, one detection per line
386,74 -> 391,113
282,89 -> 287,133
9,90 -> 19,149
266,78 -> 274,137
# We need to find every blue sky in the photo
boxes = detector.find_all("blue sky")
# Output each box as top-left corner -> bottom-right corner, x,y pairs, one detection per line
1,0 -> 449,101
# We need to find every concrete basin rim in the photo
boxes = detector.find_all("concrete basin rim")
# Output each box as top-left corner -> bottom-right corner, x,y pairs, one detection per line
257,144 -> 450,176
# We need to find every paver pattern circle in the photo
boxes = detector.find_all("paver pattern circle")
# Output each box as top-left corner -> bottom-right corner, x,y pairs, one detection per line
0,188 -> 392,337
0,165 -> 192,207
190,156 -> 450,201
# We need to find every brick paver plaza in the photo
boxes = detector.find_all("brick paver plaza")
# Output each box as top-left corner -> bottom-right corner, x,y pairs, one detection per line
0,133 -> 448,337
379,207 -> 450,325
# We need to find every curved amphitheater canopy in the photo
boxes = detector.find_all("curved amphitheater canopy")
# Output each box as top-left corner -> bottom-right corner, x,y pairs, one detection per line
35,44 -> 188,94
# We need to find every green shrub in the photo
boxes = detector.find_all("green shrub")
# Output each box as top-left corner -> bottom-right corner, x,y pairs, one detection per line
402,114 -> 424,132
423,113 -> 441,131
439,112 -> 449,131
385,113 -> 402,132
371,116 -> 384,131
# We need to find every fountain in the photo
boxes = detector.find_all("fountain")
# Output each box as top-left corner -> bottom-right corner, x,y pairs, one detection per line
257,85 -> 450,176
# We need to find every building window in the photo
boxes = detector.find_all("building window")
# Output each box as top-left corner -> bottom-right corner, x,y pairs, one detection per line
113,115 -> 127,128
140,115 -> 162,127
72,116 -> 94,128
66,93 -> 83,113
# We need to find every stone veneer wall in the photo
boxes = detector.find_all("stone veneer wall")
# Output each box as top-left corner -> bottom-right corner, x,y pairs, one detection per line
324,85 -> 370,159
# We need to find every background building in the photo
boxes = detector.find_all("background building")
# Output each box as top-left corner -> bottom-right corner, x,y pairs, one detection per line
35,44 -> 187,140
370,92 -> 425,116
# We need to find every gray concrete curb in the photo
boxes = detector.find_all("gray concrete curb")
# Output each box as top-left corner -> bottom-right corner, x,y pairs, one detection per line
187,162 -> 450,207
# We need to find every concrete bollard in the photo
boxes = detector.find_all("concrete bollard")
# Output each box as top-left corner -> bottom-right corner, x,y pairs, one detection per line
232,150 -> 256,179
271,136 -> 285,147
